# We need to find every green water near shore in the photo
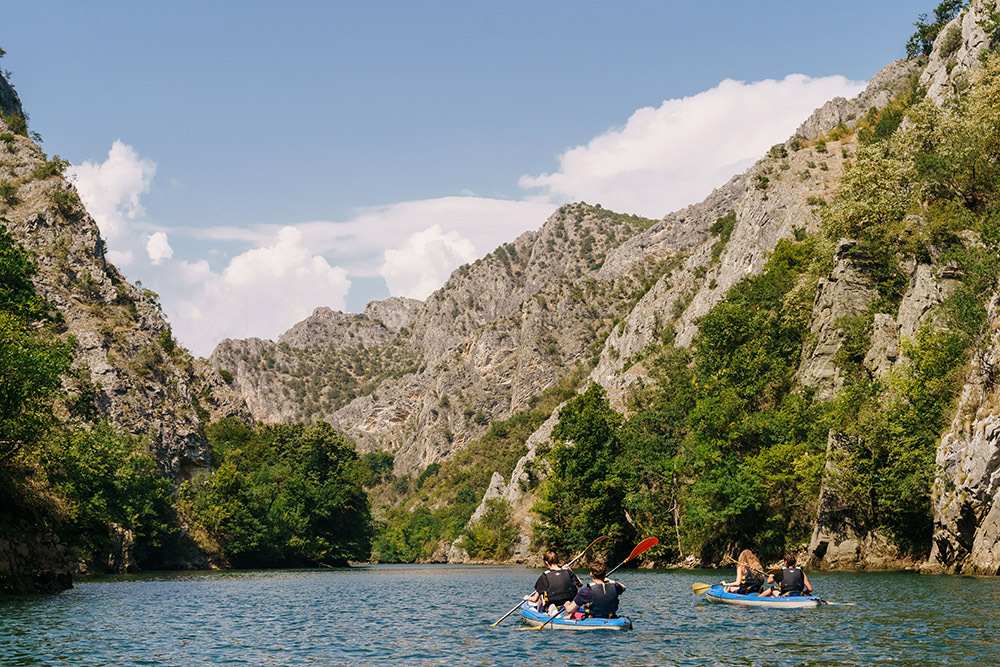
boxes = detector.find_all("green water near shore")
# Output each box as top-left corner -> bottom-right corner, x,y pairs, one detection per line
1,566 -> 997,666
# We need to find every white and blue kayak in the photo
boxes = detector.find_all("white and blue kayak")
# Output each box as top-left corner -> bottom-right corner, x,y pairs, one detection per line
705,584 -> 821,608
519,603 -> 633,630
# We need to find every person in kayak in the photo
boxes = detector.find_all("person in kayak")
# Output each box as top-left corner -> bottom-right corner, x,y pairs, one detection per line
761,553 -> 813,597
562,560 -> 625,619
721,549 -> 765,594
523,550 -> 582,615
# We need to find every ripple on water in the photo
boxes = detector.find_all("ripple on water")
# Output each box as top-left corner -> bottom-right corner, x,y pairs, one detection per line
1,567 -> 999,666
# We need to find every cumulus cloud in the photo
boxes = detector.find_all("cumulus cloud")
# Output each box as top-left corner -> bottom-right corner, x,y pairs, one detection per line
67,140 -> 156,246
380,224 -> 478,299
67,71 -> 869,356
145,231 -> 173,265
519,74 -> 866,218
190,197 -> 556,279
166,226 -> 351,356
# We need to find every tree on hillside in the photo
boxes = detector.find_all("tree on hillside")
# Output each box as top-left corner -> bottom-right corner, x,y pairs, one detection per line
906,1 -> 966,58
0,223 -> 72,464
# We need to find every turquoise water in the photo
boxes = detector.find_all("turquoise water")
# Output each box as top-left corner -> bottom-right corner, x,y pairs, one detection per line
1,566 -> 998,666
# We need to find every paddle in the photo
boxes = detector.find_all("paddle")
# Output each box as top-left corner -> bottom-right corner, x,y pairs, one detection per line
691,581 -> 714,595
533,537 -> 659,630
490,535 -> 609,627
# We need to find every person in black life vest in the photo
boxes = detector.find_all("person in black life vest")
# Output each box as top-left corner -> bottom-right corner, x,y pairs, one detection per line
761,553 -> 813,597
523,550 -> 582,615
721,548 -> 765,594
562,560 -> 625,619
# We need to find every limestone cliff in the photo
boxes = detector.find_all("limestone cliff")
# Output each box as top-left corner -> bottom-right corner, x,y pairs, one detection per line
1,72 -> 247,591
213,204 -> 662,472
926,288 -> 1000,574
801,0 -> 1000,570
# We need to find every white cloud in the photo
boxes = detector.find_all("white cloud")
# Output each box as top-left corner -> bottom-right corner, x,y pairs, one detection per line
380,224 -> 478,299
165,226 -> 351,356
188,197 -> 556,278
145,231 -> 173,265
67,71 -> 870,357
66,140 -> 155,242
519,74 -> 866,218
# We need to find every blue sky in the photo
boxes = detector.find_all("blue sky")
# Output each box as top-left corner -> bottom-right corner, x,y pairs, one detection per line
2,1 -> 925,355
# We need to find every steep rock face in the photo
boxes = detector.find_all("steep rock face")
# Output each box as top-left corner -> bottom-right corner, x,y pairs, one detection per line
795,240 -> 880,399
590,59 -> 916,410
793,59 -> 919,141
0,521 -> 73,595
804,253 -> 961,569
0,81 -> 244,481
363,297 -> 422,332
926,287 -> 1000,574
921,0 -> 993,104
0,74 -> 24,119
215,204 -> 658,473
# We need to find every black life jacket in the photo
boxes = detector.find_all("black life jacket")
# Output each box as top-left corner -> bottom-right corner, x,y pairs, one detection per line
779,566 -> 805,595
541,569 -> 578,604
738,568 -> 764,594
584,580 -> 619,618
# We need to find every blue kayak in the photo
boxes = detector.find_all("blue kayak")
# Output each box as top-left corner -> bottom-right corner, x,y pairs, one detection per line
519,603 -> 633,630
705,584 -> 821,608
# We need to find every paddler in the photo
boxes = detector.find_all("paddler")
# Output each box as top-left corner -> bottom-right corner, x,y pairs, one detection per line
760,552 -> 813,597
562,559 -> 625,619
523,550 -> 582,615
721,548 -> 765,594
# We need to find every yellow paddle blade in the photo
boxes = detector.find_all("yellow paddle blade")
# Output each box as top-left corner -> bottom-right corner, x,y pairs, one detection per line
691,582 -> 714,595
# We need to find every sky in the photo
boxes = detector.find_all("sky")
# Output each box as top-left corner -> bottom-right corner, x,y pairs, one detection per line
1,1 -> 925,356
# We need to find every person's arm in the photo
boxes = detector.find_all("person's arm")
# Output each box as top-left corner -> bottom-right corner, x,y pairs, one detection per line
803,572 -> 813,594
615,581 -> 625,593
523,591 -> 540,603
722,566 -> 743,587
563,600 -> 579,615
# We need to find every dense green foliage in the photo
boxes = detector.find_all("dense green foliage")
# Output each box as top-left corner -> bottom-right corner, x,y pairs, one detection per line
533,54 -> 1000,563
534,238 -> 831,563
181,419 -> 373,567
42,425 -> 178,569
0,224 -> 174,572
0,225 -> 72,462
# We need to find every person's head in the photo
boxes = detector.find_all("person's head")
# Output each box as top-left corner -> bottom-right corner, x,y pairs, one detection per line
783,553 -> 797,567
737,549 -> 761,571
543,550 -> 561,567
589,559 -> 607,581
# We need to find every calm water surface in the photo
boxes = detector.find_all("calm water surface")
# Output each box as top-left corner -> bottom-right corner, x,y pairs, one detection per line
1,566 -> 998,666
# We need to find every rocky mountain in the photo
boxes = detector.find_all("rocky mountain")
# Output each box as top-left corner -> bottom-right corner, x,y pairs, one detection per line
0,99 -> 245,480
454,2 -> 1000,569
1,70 -> 249,590
188,1 -> 1000,574
213,204 -> 665,472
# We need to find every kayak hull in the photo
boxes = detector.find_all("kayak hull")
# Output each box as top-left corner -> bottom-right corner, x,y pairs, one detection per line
705,585 -> 821,609
518,604 -> 632,630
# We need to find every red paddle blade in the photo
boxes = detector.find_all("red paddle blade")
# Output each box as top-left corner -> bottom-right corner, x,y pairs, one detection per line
626,537 -> 659,561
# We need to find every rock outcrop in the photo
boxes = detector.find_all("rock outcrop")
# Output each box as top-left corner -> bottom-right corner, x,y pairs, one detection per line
214,204 -> 662,473
926,287 -> 1000,574
0,72 -> 249,590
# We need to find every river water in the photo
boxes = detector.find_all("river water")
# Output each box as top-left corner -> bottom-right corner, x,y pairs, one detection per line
1,565 -> 998,666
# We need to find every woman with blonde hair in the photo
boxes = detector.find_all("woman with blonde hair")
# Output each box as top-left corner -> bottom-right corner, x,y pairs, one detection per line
721,549 -> 765,594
